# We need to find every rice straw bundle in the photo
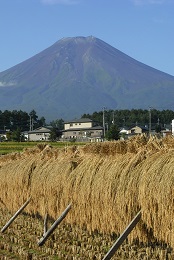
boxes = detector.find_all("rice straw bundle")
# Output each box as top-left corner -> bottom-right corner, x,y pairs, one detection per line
0,135 -> 174,247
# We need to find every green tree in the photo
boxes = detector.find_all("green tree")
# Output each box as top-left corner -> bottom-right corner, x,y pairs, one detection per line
39,116 -> 46,126
50,119 -> 64,130
29,110 -> 45,129
6,131 -> 12,141
29,110 -> 38,121
106,124 -> 120,141
11,110 -> 30,131
155,124 -> 162,133
49,127 -> 61,141
11,128 -> 23,142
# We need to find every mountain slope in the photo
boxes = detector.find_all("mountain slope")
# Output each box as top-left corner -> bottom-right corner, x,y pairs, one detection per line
0,36 -> 174,121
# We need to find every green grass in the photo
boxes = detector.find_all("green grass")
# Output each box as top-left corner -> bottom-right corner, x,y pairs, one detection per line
0,141 -> 86,155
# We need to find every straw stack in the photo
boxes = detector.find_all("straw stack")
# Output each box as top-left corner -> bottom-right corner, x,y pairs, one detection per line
0,136 -> 174,248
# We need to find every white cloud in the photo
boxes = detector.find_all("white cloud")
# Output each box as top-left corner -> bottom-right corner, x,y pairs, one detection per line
41,0 -> 80,5
0,81 -> 16,87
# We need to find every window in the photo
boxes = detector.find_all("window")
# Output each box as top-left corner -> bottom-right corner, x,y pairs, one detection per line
70,123 -> 73,127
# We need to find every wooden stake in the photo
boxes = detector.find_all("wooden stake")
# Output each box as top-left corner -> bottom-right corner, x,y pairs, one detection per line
102,210 -> 141,260
1,198 -> 31,233
38,203 -> 71,246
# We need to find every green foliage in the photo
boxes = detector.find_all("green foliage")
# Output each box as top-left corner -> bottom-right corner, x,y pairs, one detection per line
29,110 -> 46,129
29,110 -> 38,121
39,116 -> 46,126
50,119 -> 64,130
49,127 -> 61,141
81,109 -> 174,129
105,124 -> 120,140
0,109 -> 30,131
0,109 -> 45,132
6,131 -> 12,141
155,124 -> 162,133
11,128 -> 25,142
1,108 -> 174,140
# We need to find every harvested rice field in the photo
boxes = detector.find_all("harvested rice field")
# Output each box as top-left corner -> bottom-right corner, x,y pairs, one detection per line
0,208 -> 173,259
0,135 -> 174,259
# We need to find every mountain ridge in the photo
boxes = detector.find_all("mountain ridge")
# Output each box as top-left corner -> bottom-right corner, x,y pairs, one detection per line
0,36 -> 174,121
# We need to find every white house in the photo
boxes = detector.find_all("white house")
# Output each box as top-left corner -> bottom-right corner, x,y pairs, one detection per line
172,120 -> 174,136
0,130 -> 7,141
28,126 -> 53,141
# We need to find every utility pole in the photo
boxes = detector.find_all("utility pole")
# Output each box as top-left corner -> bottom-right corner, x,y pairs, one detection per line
103,107 -> 106,139
32,117 -> 34,131
29,115 -> 32,131
112,111 -> 115,125
149,107 -> 152,136
29,115 -> 34,131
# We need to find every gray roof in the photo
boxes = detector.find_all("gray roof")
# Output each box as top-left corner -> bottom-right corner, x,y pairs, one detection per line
28,126 -> 53,134
64,118 -> 93,124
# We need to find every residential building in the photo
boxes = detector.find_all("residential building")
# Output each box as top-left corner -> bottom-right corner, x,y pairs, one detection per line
127,125 -> 149,135
28,126 -> 53,141
0,130 -> 7,141
119,125 -> 149,140
62,118 -> 103,142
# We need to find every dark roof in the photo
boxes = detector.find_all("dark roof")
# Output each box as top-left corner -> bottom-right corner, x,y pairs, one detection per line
64,118 -> 93,124
0,130 -> 6,134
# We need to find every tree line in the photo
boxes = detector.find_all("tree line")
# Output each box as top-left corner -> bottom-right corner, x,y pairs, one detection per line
1,108 -> 174,141
82,109 -> 174,129
1,108 -> 174,132
81,108 -> 174,140
0,109 -> 46,132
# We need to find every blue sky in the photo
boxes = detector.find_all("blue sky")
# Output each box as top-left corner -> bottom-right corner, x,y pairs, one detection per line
0,0 -> 174,75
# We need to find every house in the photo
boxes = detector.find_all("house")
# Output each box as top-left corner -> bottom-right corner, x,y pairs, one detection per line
119,125 -> 149,140
119,127 -> 129,135
28,126 -> 53,141
127,125 -> 149,135
22,131 -> 29,141
61,118 -> 104,142
0,130 -> 7,141
161,123 -> 172,137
